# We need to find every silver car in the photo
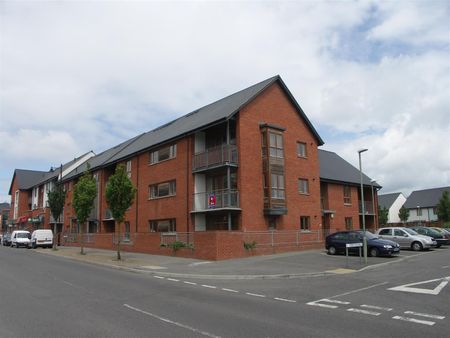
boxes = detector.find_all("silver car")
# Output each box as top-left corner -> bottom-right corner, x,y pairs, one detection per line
375,227 -> 436,251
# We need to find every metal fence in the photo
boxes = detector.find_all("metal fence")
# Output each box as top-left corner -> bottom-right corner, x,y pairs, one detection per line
242,230 -> 326,248
160,232 -> 194,246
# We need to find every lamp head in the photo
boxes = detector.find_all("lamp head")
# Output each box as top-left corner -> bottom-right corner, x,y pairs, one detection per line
358,148 -> 368,154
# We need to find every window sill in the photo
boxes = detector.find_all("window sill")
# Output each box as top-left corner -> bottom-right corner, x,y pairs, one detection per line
297,155 -> 308,159
344,203 -> 352,206
299,192 -> 310,196
148,194 -> 176,201
300,229 -> 312,233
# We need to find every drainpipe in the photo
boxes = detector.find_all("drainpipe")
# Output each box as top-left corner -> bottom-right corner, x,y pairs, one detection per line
135,156 -> 139,233
226,120 -> 231,231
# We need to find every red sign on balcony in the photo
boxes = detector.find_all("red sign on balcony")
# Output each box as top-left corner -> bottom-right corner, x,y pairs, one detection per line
208,193 -> 216,208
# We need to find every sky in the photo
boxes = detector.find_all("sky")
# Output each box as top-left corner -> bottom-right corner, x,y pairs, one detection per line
0,0 -> 449,203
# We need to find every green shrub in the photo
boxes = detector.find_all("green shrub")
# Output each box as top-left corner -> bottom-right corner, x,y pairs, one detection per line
162,241 -> 194,252
243,240 -> 257,251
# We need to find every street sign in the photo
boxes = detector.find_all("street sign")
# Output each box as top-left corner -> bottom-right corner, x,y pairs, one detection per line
346,242 -> 363,248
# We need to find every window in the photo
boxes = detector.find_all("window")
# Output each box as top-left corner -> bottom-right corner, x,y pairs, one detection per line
149,144 -> 177,164
394,229 -> 405,237
126,160 -> 132,178
345,217 -> 353,230
417,208 -> 422,216
271,174 -> 285,199
297,142 -> 307,158
343,185 -> 351,204
269,132 -> 284,158
378,229 -> 391,236
298,179 -> 309,194
149,180 -> 176,199
300,216 -> 310,230
149,219 -> 176,232
124,221 -> 130,241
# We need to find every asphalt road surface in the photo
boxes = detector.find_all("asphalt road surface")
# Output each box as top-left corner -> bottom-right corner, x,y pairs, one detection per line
0,245 -> 448,337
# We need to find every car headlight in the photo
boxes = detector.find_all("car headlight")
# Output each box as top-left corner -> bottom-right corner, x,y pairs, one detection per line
383,245 -> 393,249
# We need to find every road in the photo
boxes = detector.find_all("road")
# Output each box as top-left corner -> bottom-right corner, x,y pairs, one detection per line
0,245 -> 448,337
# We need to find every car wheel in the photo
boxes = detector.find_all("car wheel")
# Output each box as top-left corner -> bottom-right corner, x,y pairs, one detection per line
436,244 -> 441,248
327,246 -> 337,255
411,241 -> 423,251
369,247 -> 379,257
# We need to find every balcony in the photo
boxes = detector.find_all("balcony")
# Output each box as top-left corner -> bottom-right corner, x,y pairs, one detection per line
192,189 -> 240,212
49,212 -> 64,224
192,145 -> 238,172
359,201 -> 375,215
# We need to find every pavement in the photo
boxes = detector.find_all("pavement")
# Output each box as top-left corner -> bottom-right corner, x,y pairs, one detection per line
31,245 -> 426,280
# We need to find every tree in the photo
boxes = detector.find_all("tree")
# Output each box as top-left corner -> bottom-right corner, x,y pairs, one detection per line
73,169 -> 97,255
378,206 -> 389,226
436,191 -> 450,222
47,182 -> 66,250
105,164 -> 137,260
398,206 -> 409,224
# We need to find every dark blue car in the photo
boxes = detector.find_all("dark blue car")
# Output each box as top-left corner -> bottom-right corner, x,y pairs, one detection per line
326,230 -> 400,257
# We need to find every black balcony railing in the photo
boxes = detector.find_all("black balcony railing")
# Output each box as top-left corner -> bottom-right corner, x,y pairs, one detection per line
192,145 -> 238,172
359,201 -> 375,214
192,189 -> 239,211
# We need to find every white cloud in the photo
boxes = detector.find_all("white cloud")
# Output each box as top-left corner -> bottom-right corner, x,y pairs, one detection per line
1,0 -> 449,202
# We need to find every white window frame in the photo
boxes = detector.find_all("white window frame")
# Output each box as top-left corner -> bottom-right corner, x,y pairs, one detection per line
298,178 -> 309,195
297,142 -> 307,158
149,180 -> 176,199
149,144 -> 177,164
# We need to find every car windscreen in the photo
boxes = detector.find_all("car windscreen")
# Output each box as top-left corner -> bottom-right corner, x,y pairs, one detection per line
362,231 -> 377,240
17,233 -> 30,239
404,228 -> 418,235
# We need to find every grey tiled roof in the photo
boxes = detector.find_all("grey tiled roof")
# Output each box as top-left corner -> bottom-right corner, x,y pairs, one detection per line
378,193 -> 402,209
9,169 -> 48,194
318,149 -> 380,187
403,186 -> 450,208
63,75 -> 323,180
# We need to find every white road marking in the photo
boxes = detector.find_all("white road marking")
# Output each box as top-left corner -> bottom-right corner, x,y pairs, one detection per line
321,299 -> 350,305
347,308 -> 381,316
392,315 -> 435,326
306,301 -> 338,309
360,304 -> 392,311
245,292 -> 266,298
327,282 -> 388,299
274,297 -> 296,303
201,284 -> 217,289
442,265 -> 449,269
404,311 -> 445,320
124,304 -> 222,338
167,278 -> 179,282
221,288 -> 239,293
153,276 -> 165,279
388,276 -> 449,295
183,281 -> 197,285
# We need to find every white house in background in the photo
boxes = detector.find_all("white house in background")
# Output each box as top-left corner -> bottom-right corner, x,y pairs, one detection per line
403,186 -> 450,223
378,192 -> 407,224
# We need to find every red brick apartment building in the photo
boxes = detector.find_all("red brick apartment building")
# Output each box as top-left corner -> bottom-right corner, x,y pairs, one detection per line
8,76 -> 380,260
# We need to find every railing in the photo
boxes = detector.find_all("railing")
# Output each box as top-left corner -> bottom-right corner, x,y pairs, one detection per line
359,201 -> 375,214
193,189 -> 239,211
192,144 -> 238,171
243,230 -> 325,247
160,232 -> 194,246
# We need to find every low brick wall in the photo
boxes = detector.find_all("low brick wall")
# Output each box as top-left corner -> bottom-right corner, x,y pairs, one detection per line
61,230 -> 327,260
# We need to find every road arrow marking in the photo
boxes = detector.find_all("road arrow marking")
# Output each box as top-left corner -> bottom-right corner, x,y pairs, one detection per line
388,276 -> 450,295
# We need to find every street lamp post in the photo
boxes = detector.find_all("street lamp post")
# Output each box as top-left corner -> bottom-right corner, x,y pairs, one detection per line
358,149 -> 368,264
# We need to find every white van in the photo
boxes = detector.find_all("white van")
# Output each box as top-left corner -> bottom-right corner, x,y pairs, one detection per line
29,229 -> 54,248
11,230 -> 31,248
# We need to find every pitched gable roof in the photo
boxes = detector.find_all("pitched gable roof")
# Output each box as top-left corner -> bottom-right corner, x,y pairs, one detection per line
378,193 -> 402,209
318,149 -> 380,187
8,169 -> 47,195
63,75 -> 324,179
403,186 -> 450,208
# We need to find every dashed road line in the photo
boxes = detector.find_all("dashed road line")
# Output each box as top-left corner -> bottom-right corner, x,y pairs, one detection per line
306,300 -> 338,309
153,276 -> 165,279
245,292 -> 266,298
347,308 -> 381,316
167,278 -> 180,282
274,297 -> 296,303
221,288 -> 239,293
322,299 -> 350,305
392,316 -> 435,326
404,311 -> 445,320
360,304 -> 392,311
183,281 -> 197,285
201,284 -> 217,289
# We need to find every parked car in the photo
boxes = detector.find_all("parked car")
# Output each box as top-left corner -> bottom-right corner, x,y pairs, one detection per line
325,230 -> 400,257
10,230 -> 31,248
375,227 -> 436,251
2,233 -> 12,246
430,227 -> 450,245
29,229 -> 53,249
409,226 -> 447,248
